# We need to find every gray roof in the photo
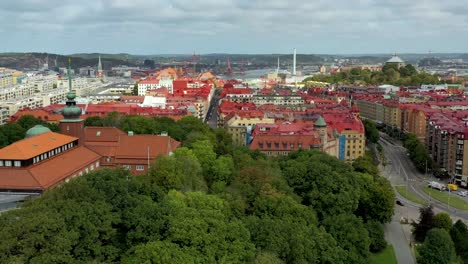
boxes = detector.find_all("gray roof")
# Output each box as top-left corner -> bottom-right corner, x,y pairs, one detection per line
386,55 -> 404,63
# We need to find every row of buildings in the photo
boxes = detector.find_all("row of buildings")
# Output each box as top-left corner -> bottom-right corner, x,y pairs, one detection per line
0,72 -> 109,125
354,85 -> 468,187
217,84 -> 366,162
0,73 -> 180,193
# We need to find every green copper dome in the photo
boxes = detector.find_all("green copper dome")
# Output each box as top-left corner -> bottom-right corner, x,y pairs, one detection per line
61,90 -> 82,121
62,105 -> 82,119
314,115 -> 327,127
25,125 -> 51,138
66,91 -> 76,101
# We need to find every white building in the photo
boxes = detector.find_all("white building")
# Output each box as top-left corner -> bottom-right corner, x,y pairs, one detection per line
140,96 -> 166,108
138,78 -> 174,95
420,84 -> 448,91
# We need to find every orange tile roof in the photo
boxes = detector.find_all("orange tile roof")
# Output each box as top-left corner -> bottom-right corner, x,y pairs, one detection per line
0,132 -> 77,160
115,135 -> 180,159
84,127 -> 125,142
0,169 -> 39,190
29,146 -> 101,189
0,146 -> 100,190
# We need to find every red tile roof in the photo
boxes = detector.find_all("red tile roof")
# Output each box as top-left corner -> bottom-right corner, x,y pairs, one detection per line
0,146 -> 100,190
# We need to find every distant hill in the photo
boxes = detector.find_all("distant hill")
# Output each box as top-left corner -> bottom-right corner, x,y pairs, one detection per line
0,53 -> 138,70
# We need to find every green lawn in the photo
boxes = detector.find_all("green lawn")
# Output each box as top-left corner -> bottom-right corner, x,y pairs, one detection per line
370,245 -> 398,264
422,187 -> 468,211
395,186 -> 428,206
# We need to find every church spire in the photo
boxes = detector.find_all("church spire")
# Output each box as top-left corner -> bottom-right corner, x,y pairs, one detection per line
97,55 -> 103,79
98,55 -> 102,71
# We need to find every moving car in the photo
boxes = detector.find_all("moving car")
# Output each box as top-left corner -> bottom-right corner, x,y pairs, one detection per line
458,190 -> 467,197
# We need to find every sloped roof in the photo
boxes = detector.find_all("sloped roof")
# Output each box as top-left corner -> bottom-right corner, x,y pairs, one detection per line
115,135 -> 180,159
84,127 -> 126,142
0,132 -> 77,160
0,146 -> 100,190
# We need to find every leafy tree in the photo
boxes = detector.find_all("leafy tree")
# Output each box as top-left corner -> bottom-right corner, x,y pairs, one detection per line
0,123 -> 26,144
255,251 -> 285,264
102,111 -> 121,127
432,213 -> 452,232
123,241 -> 198,264
281,151 -> 360,219
417,228 -> 456,264
17,115 -> 44,130
210,155 -> 235,187
191,139 -> 216,175
147,147 -> 206,193
353,155 -> 379,176
132,83 -> 138,95
161,191 -> 256,263
323,214 -> 370,264
119,115 -> 154,134
355,174 -> 395,223
450,220 -> 468,263
366,221 -> 387,253
143,59 -> 155,69
363,119 -> 380,143
412,205 -> 435,242
84,116 -> 104,127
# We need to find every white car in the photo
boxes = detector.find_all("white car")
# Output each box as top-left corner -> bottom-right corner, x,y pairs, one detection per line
458,191 -> 467,197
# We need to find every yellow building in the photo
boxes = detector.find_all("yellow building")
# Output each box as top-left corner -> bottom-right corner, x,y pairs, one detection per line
382,101 -> 401,129
0,72 -> 14,87
225,114 -> 275,146
341,130 -> 366,161
326,113 -> 366,161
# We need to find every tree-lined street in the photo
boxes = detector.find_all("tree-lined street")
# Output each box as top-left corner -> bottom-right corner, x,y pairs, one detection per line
379,134 -> 468,222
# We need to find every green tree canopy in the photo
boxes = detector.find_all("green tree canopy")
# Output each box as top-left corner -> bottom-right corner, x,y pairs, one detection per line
412,205 -> 435,242
450,220 -> 468,263
417,228 -> 456,264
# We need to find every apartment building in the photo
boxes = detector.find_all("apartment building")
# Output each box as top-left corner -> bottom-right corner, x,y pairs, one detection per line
224,113 -> 275,146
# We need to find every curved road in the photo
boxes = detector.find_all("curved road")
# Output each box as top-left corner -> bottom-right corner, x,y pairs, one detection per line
380,135 -> 467,221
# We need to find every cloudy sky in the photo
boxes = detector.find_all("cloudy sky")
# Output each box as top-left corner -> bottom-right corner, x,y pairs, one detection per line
1,0 -> 467,54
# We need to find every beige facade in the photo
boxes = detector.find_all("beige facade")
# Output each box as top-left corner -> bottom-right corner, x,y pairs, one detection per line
225,115 -> 275,146
341,130 -> 366,161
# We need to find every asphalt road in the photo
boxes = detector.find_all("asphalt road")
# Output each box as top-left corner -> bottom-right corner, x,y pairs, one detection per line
205,91 -> 220,129
380,135 -> 468,221
385,211 -> 415,264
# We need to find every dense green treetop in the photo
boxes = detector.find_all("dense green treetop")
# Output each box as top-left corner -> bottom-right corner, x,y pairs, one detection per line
303,64 -> 440,86
0,114 -> 404,263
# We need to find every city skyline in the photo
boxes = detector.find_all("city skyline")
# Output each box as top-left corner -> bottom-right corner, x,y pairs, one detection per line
1,0 -> 467,54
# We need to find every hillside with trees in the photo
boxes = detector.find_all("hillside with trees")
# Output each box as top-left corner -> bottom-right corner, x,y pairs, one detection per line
304,63 -> 440,86
0,114 -> 396,263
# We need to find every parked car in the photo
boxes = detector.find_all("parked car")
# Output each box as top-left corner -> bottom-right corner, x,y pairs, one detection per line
458,191 -> 467,197
396,200 -> 404,206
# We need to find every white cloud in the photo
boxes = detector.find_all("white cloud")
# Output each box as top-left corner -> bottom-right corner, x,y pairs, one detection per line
0,0 -> 467,53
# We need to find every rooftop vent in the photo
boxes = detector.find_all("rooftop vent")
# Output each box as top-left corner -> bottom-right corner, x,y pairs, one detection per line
128,131 -> 134,136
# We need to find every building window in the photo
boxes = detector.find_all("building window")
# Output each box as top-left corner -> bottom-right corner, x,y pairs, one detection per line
14,161 -> 21,167
5,160 -> 12,167
124,165 -> 131,170
0,160 -> 3,166
136,165 -> 145,171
